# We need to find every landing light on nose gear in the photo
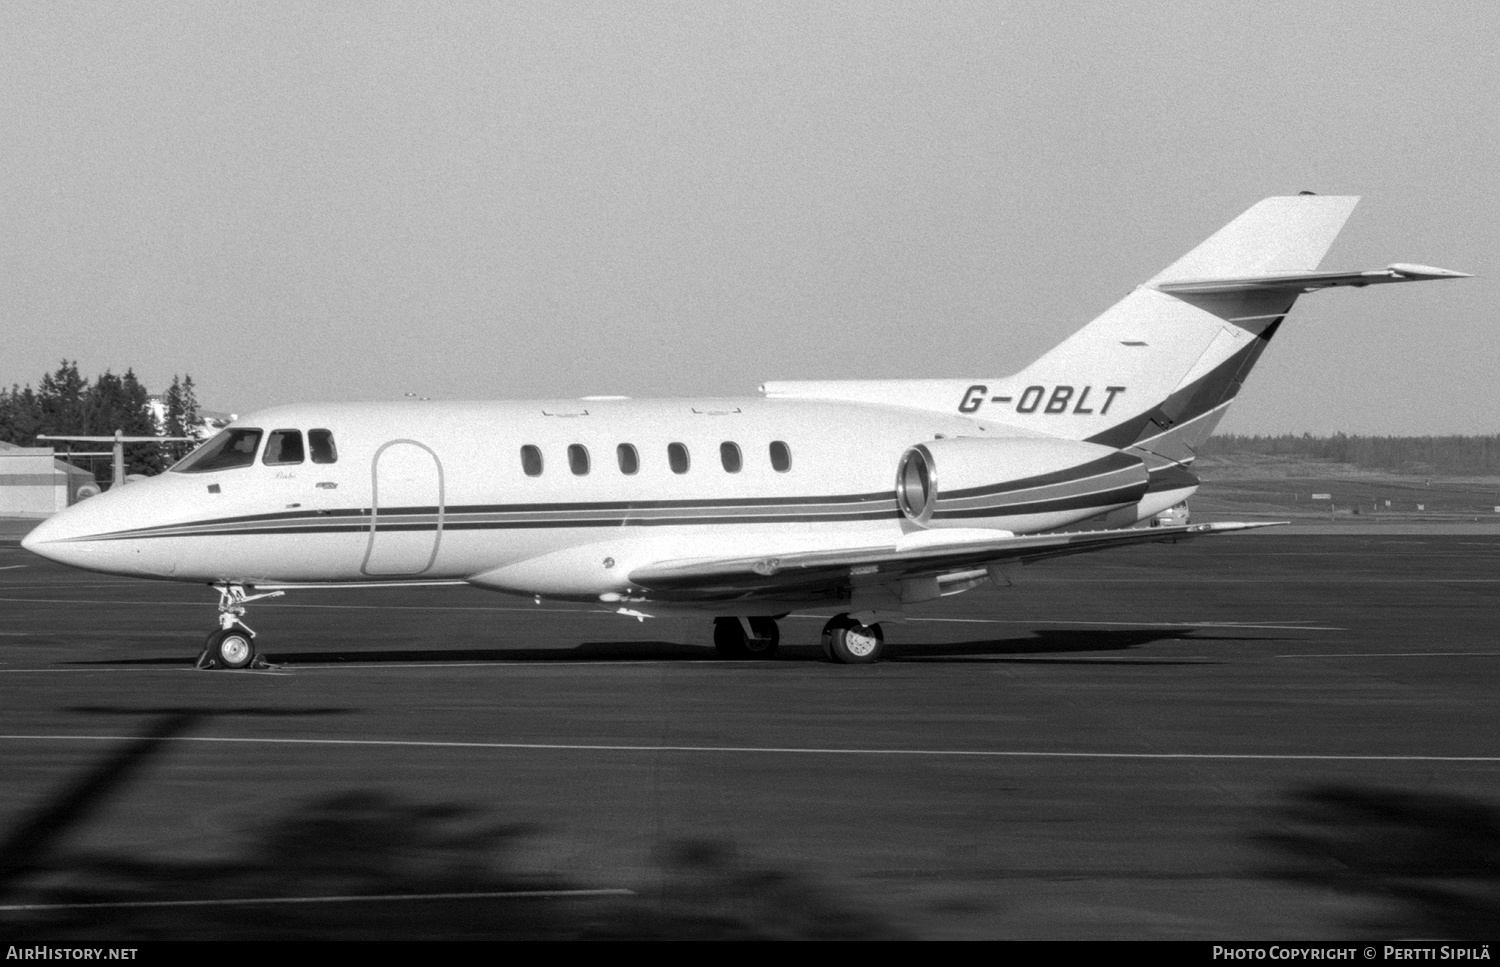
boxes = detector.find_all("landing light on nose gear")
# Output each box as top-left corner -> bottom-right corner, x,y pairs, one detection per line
196,583 -> 285,670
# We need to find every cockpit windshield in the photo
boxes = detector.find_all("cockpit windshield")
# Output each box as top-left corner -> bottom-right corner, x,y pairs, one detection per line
171,428 -> 263,473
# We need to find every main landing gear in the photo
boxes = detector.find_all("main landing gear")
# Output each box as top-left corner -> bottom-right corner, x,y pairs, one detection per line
713,616 -> 781,659
196,583 -> 284,670
821,614 -> 885,664
710,613 -> 886,663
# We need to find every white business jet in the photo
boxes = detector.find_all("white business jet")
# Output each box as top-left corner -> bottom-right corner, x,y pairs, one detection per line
22,195 -> 1468,668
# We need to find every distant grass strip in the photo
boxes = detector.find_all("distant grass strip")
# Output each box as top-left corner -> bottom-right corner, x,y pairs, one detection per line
1202,433 -> 1500,475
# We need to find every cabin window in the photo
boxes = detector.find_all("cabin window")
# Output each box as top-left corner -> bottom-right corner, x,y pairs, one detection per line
617,443 -> 639,475
668,442 -> 690,474
719,441 -> 742,473
568,444 -> 590,475
263,429 -> 305,466
171,428 -> 263,473
309,429 -> 338,464
520,445 -> 543,477
769,440 -> 792,472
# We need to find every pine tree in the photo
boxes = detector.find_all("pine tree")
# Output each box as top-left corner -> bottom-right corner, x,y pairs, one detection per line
179,375 -> 200,440
3,364 -> 212,476
38,360 -> 88,438
162,375 -> 186,463
119,369 -> 162,475
5,386 -> 42,445
87,370 -> 125,436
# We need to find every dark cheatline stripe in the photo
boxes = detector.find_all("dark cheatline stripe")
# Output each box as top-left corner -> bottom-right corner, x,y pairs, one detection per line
64,451 -> 1178,544
939,467 -> 1145,513
90,508 -> 905,540
73,474 -> 1152,541
456,491 -> 894,513
1086,327 -> 1279,450
70,445 -> 1178,545
932,483 -> 1147,520
69,495 -> 907,542
63,490 -> 900,543
939,451 -> 1143,500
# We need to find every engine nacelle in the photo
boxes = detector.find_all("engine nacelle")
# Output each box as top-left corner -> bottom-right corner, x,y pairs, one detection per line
895,437 -> 1149,532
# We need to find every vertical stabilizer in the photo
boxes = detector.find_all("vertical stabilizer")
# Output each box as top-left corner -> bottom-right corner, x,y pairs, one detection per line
762,195 -> 1463,469
1147,195 -> 1360,284
1006,195 -> 1361,463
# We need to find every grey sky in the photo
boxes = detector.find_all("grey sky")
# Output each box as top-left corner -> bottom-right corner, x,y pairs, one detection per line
2,1 -> 1494,434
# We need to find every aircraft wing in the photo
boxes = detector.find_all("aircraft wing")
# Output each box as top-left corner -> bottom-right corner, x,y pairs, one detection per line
627,521 -> 1279,600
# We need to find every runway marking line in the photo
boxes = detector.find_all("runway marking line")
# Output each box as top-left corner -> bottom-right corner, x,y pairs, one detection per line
1,733 -> 1496,763
0,594 -> 1344,631
0,888 -> 634,913
895,618 -> 1344,631
1279,651 -> 1500,659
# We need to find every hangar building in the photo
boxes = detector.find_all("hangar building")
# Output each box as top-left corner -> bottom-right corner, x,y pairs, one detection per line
0,441 -> 97,516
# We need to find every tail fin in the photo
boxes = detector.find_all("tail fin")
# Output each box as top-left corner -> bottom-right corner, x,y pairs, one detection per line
763,195 -> 1467,468
1010,195 -> 1362,464
1147,195 -> 1359,284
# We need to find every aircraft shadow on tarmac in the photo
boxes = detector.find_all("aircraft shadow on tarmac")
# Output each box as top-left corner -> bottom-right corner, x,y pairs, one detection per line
65,626 -> 1246,668
1256,784 -> 1500,940
0,711 -> 904,939
884,627 -> 1236,664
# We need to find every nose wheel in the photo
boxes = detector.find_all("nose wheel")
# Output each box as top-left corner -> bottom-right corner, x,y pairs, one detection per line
203,627 -> 256,669
196,583 -> 284,670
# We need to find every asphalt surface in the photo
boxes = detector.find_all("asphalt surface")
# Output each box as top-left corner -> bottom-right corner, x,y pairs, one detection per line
1,533 -> 1498,939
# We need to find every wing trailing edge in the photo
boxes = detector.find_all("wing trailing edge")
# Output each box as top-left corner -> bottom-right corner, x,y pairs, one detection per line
627,521 -> 1281,595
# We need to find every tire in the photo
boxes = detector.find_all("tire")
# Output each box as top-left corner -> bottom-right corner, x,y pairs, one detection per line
744,617 -> 780,659
713,617 -> 749,658
826,617 -> 883,664
209,628 -> 256,670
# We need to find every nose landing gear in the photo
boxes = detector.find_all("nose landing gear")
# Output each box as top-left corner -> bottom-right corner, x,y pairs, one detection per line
196,583 -> 284,670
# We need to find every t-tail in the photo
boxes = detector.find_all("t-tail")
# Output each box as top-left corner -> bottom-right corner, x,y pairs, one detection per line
763,194 -> 1469,470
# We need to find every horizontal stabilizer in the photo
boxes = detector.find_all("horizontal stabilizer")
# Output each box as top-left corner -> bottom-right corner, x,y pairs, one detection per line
1156,263 -> 1471,296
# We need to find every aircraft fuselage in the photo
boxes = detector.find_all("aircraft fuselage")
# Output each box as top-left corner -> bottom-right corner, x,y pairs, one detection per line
23,396 -> 1186,605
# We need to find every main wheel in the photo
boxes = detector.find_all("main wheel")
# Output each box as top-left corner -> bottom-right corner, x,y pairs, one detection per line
744,617 -> 780,658
714,617 -> 780,659
208,628 -> 256,669
824,615 -> 884,664
713,617 -> 749,658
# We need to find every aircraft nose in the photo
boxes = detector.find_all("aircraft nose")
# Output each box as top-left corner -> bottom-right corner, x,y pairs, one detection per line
21,504 -> 93,564
20,481 -> 188,579
20,489 -> 143,571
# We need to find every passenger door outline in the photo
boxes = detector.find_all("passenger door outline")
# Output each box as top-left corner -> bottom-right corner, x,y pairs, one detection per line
361,439 -> 444,576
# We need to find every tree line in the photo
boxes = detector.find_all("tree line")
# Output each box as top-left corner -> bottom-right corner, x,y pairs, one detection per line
1200,433 -> 1500,475
0,361 -> 202,478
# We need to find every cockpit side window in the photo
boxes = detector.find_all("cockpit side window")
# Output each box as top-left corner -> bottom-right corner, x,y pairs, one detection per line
263,429 -> 305,466
309,429 -> 338,464
171,428 -> 264,473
